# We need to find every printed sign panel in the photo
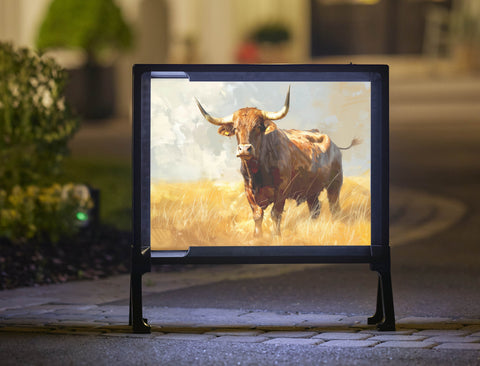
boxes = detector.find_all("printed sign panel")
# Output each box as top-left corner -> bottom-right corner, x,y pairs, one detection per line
149,80 -> 371,250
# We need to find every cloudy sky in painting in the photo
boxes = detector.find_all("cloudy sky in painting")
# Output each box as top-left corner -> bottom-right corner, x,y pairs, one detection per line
150,80 -> 371,182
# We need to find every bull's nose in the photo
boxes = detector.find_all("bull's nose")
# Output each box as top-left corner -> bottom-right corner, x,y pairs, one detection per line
236,144 -> 254,158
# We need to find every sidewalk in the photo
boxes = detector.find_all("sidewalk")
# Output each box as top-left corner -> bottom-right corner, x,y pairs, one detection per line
1,263 -> 480,366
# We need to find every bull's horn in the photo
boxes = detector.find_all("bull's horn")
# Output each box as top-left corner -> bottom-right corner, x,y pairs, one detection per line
195,98 -> 233,126
263,85 -> 290,121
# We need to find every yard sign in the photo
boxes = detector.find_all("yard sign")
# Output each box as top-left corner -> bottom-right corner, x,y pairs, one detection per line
131,64 -> 394,333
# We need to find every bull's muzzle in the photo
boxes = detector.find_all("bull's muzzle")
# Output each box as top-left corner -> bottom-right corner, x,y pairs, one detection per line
236,144 -> 254,159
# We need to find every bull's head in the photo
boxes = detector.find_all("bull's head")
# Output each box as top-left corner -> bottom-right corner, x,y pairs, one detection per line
196,87 -> 290,160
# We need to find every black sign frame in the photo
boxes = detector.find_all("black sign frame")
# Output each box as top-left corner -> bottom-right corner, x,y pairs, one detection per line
130,64 -> 394,333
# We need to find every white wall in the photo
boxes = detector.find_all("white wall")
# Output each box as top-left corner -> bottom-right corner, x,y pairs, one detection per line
0,0 -> 50,46
0,0 -> 311,118
166,0 -> 310,63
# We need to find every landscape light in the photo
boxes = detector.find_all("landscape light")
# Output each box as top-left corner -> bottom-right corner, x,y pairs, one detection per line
76,211 -> 89,222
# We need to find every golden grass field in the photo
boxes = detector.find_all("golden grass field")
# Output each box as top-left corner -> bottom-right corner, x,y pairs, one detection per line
151,174 -> 370,250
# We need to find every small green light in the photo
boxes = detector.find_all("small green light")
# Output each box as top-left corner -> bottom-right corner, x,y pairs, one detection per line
76,212 -> 88,221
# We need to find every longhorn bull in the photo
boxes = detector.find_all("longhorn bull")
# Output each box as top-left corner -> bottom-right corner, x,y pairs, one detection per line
196,87 -> 360,237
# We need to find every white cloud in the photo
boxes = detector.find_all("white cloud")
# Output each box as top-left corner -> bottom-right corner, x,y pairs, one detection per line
150,80 -> 371,181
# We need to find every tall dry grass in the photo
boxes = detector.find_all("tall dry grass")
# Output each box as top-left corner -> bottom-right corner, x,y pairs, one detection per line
151,174 -> 370,250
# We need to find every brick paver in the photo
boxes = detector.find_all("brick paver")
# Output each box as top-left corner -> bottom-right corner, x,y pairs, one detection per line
426,336 -> 480,343
375,341 -> 437,349
414,329 -> 472,336
262,331 -> 317,338
396,317 -> 461,330
359,329 -> 416,335
435,343 -> 480,350
264,338 -> 323,345
320,340 -> 379,348
314,332 -> 372,340
368,335 -> 428,342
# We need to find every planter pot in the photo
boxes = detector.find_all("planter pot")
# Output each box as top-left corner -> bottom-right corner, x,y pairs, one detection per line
257,43 -> 290,63
65,64 -> 115,120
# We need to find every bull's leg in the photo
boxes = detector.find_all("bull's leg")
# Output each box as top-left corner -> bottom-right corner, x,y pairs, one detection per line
271,199 -> 286,236
244,184 -> 264,237
327,172 -> 343,217
307,195 -> 321,219
252,206 -> 264,237
327,189 -> 341,215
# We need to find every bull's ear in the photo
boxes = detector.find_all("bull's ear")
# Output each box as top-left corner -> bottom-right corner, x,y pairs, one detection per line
218,123 -> 235,136
264,120 -> 277,135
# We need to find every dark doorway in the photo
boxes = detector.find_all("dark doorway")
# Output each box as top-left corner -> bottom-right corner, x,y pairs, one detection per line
310,0 -> 444,57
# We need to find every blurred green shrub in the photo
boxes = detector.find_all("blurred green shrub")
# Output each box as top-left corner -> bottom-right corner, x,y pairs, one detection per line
251,22 -> 291,44
36,0 -> 133,65
0,183 -> 92,243
0,42 -> 79,189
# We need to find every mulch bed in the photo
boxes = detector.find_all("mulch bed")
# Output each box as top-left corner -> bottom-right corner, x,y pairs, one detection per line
0,225 -> 131,290
0,225 -> 199,290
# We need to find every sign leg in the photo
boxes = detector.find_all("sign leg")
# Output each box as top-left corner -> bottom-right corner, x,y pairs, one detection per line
368,278 -> 384,325
130,270 -> 151,333
376,269 -> 395,331
369,248 -> 396,331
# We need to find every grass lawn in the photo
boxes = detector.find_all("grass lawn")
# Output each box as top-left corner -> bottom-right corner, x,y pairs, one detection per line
59,156 -> 132,231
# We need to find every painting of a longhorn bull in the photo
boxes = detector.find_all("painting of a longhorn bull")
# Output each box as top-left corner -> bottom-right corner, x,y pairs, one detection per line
196,87 -> 360,237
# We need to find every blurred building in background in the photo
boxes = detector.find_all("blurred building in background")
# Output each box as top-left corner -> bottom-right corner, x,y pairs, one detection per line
0,0 -> 478,118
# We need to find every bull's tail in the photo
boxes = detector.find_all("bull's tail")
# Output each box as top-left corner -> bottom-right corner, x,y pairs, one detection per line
338,137 -> 361,150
